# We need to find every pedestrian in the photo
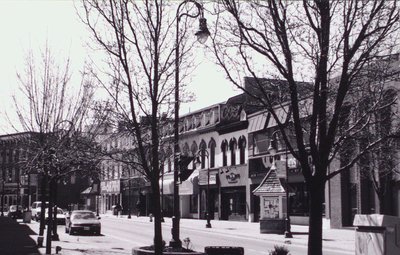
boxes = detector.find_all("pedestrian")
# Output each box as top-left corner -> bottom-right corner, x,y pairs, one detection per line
135,200 -> 141,217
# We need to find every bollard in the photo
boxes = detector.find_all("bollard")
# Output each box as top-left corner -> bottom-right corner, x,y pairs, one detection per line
149,213 -> 153,222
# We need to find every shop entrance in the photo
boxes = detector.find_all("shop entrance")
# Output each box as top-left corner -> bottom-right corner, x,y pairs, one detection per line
221,187 -> 246,221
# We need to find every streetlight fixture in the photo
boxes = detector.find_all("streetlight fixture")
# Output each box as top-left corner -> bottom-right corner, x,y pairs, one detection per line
269,130 -> 292,238
171,0 -> 210,248
195,149 -> 211,228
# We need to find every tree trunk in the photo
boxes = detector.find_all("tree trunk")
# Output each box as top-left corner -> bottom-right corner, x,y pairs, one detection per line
151,182 -> 163,255
307,179 -> 325,255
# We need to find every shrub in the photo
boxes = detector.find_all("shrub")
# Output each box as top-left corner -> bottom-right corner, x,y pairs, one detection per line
269,245 -> 290,255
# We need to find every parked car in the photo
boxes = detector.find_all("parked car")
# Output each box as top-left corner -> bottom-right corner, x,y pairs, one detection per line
7,205 -> 23,219
45,207 -> 66,225
65,210 -> 101,235
31,201 -> 48,221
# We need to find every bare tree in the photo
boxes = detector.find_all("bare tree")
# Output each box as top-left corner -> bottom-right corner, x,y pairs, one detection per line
10,44 -> 98,254
211,1 -> 400,254
80,1 -> 201,253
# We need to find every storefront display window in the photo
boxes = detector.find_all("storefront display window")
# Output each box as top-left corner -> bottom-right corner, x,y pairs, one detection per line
289,183 -> 309,216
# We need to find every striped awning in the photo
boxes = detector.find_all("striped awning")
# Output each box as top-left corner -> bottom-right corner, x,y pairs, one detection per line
248,113 -> 269,133
267,105 -> 291,128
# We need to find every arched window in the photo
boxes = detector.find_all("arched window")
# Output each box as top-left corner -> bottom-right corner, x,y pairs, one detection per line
182,143 -> 189,156
208,138 -> 216,168
229,138 -> 237,166
199,140 -> 207,169
238,136 -> 247,164
221,139 -> 228,167
191,142 -> 198,169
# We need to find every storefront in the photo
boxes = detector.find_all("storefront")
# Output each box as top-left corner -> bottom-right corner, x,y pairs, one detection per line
160,173 -> 174,217
100,179 -> 121,214
179,170 -> 199,218
198,169 -> 218,220
121,177 -> 147,216
219,165 -> 247,221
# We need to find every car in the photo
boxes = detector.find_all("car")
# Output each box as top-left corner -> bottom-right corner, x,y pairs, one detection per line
7,205 -> 23,219
45,207 -> 66,225
65,210 -> 101,235
31,201 -> 49,221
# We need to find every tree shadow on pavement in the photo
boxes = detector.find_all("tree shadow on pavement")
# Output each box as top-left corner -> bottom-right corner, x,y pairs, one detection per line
0,217 -> 40,255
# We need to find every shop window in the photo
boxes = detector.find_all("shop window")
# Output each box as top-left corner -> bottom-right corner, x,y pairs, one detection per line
190,195 -> 198,213
208,138 -> 216,168
229,138 -> 237,166
238,136 -> 246,164
288,183 -> 309,216
221,140 -> 228,167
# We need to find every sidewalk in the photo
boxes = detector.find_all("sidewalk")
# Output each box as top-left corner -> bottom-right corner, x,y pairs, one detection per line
0,216 -> 41,255
103,214 -> 355,254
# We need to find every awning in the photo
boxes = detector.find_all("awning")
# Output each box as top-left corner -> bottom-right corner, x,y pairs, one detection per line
267,105 -> 291,128
248,113 -> 269,133
160,173 -> 175,195
179,170 -> 199,195
81,185 -> 100,196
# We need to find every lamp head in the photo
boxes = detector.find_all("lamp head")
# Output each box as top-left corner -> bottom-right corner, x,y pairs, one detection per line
268,137 -> 277,155
195,18 -> 210,44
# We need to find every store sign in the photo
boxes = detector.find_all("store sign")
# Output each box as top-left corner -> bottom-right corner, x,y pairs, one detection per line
100,180 -> 120,194
219,165 -> 247,187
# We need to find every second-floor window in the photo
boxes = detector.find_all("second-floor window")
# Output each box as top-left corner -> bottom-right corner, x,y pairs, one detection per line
239,136 -> 246,164
209,138 -> 216,168
221,140 -> 228,167
230,138 -> 237,166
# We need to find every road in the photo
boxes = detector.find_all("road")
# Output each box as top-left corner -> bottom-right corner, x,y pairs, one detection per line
32,217 -> 354,255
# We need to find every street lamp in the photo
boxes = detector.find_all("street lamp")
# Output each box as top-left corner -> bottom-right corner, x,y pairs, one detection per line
195,149 -> 211,228
171,0 -> 210,248
269,130 -> 292,238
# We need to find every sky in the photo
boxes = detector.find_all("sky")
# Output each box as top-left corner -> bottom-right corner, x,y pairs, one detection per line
0,0 -> 240,133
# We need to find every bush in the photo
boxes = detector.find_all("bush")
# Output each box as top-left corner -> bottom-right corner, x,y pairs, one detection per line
269,245 -> 290,255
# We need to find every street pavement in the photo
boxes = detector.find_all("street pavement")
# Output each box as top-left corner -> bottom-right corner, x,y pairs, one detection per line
0,214 -> 355,254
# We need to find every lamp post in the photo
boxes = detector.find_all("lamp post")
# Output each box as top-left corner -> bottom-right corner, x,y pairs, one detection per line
269,130 -> 292,238
171,0 -> 210,248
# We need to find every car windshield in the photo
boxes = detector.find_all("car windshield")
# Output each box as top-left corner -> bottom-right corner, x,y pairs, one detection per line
71,212 -> 96,220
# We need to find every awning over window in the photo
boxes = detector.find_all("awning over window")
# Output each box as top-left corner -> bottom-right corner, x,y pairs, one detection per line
248,113 -> 269,133
266,105 -> 291,128
160,173 -> 175,195
179,170 -> 199,195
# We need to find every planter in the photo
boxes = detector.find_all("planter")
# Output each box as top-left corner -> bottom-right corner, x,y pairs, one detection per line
259,218 -> 285,234
132,247 -> 205,255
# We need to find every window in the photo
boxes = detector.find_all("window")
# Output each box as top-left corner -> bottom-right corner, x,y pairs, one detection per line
199,140 -> 207,169
238,136 -> 246,164
209,139 -> 216,168
229,138 -> 237,166
191,142 -> 198,169
221,140 -> 228,167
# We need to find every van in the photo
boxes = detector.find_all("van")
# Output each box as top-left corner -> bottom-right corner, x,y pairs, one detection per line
31,201 -> 49,221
